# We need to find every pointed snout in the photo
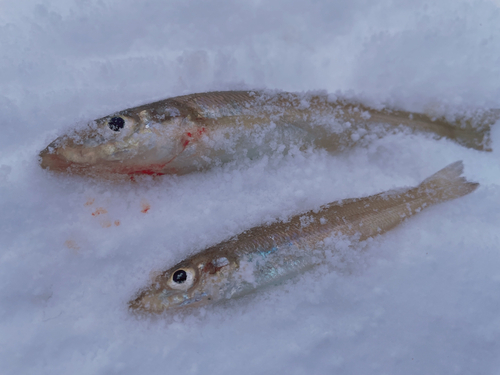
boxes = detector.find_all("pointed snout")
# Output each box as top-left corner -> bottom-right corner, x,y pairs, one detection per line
39,144 -> 74,171
38,135 -> 106,175
129,289 -> 168,314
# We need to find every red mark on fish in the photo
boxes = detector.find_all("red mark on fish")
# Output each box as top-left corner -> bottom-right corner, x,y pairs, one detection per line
120,127 -> 208,177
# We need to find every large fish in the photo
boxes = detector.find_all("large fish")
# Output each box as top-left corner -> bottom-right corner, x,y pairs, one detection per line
130,161 -> 478,313
39,91 -> 497,178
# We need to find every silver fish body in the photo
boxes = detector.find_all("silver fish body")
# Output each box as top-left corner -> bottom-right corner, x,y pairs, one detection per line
130,161 -> 478,313
39,91 -> 497,178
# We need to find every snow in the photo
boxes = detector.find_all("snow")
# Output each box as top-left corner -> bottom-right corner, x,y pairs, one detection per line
1,0 -> 500,374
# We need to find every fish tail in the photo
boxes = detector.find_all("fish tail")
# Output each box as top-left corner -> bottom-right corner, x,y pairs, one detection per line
448,124 -> 491,151
442,111 -> 499,151
373,109 -> 499,152
418,161 -> 479,203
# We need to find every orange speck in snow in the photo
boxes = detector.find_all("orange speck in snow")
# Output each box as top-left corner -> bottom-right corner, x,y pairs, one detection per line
64,240 -> 80,251
141,200 -> 151,213
92,207 -> 108,216
101,221 -> 112,228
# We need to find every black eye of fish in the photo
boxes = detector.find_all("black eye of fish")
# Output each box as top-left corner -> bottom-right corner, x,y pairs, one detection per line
108,117 -> 125,131
173,270 -> 187,284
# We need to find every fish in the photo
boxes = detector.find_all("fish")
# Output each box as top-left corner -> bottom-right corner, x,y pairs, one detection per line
129,160 -> 478,313
39,90 -> 498,178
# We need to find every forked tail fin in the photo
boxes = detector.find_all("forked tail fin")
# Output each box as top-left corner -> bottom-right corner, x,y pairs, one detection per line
418,161 -> 479,203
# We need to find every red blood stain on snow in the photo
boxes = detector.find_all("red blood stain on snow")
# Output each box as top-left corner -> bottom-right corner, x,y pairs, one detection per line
92,207 -> 108,216
141,200 -> 151,213
64,239 -> 80,251
65,240 -> 81,254
84,199 -> 121,228
84,198 -> 95,206
101,221 -> 112,228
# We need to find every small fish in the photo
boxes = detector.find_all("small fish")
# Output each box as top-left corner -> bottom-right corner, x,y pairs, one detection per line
39,91 -> 497,178
129,161 -> 478,313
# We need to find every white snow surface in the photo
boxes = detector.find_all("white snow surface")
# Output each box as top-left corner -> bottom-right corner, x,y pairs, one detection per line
2,0 -> 500,374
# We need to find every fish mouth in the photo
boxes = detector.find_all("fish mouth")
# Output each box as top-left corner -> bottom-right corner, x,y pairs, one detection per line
39,149 -> 171,178
39,143 -> 100,175
39,138 -> 150,177
129,288 -> 209,314
39,146 -> 78,171
39,142 -> 180,177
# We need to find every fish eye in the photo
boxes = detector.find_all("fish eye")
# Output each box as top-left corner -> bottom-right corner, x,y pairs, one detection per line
108,117 -> 125,131
168,267 -> 196,290
173,270 -> 187,283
